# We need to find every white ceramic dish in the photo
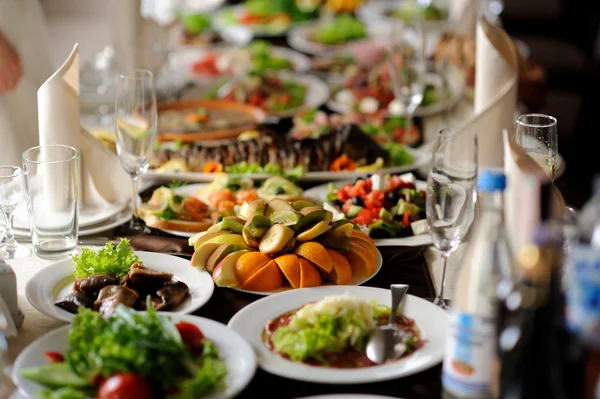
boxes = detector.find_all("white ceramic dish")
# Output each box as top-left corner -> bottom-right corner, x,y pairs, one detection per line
12,314 -> 256,399
214,4 -> 314,37
146,146 -> 430,183
326,63 -> 465,117
25,251 -> 214,323
303,179 -> 432,247
228,285 -> 448,384
232,249 -> 383,296
357,0 -> 451,32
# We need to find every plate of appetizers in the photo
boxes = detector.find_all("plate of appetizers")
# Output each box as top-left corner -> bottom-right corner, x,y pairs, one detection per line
25,240 -> 214,322
188,197 -> 384,294
303,173 -> 432,246
177,9 -> 252,48
13,309 -> 256,399
357,0 -> 451,31
228,285 -> 448,383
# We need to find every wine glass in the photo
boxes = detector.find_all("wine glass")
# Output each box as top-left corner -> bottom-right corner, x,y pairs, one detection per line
0,166 -> 30,259
115,70 -> 157,234
515,114 -> 558,180
387,16 -> 426,139
426,128 -> 478,309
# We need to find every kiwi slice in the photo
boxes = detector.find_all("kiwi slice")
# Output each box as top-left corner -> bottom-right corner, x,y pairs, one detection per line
239,199 -> 266,220
206,218 -> 244,234
264,198 -> 294,217
270,210 -> 303,226
292,200 -> 315,211
297,221 -> 332,243
243,215 -> 272,240
294,207 -> 333,232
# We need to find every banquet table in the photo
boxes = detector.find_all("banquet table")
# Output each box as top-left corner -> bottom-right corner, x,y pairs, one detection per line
2,236 -> 464,399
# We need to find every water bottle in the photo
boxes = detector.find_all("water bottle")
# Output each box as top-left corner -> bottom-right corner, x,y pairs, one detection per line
578,174 -> 600,246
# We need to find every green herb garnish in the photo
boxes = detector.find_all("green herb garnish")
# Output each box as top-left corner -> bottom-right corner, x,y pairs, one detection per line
71,239 -> 140,279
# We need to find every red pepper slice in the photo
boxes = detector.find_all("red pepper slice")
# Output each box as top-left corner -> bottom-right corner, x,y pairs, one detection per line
44,351 -> 64,363
402,210 -> 411,228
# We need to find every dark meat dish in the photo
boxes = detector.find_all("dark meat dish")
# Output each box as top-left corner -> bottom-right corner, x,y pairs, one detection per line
54,264 -> 190,316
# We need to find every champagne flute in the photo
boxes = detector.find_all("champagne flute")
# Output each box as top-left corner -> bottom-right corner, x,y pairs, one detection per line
515,114 -> 558,180
426,128 -> 478,309
387,16 -> 426,138
115,70 -> 157,234
0,166 -> 30,259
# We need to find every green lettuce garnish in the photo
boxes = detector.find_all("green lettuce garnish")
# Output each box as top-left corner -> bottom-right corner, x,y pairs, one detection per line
71,239 -> 140,279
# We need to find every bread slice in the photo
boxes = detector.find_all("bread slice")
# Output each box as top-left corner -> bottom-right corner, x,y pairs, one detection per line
142,215 -> 213,233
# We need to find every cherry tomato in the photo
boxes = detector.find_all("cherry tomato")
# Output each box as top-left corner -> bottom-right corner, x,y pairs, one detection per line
176,321 -> 205,353
97,373 -> 152,399
402,210 -> 411,228
353,208 -> 376,226
44,351 -> 64,363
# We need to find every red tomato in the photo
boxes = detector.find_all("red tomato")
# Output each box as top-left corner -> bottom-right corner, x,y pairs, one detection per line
176,321 -> 205,353
44,351 -> 64,363
337,190 -> 349,202
402,210 -> 411,228
248,93 -> 265,107
191,54 -> 219,76
353,208 -> 376,226
97,373 -> 152,399
239,12 -> 262,24
364,191 -> 385,209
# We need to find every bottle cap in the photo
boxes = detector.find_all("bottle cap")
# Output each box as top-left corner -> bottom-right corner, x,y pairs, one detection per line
477,168 -> 506,192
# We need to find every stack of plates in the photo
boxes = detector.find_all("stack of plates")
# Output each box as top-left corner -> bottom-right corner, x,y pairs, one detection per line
2,201 -> 131,237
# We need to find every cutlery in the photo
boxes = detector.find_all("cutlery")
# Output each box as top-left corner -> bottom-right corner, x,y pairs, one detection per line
366,284 -> 410,364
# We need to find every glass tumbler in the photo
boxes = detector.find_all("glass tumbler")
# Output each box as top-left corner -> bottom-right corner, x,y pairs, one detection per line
22,145 -> 79,260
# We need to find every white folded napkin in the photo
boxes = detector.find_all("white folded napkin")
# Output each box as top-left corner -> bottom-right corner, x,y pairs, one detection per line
449,0 -> 478,38
37,44 -> 131,210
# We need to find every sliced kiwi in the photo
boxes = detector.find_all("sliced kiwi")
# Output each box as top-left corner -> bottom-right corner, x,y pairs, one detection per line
318,230 -> 351,251
264,198 -> 294,217
270,210 -> 303,226
259,224 -> 295,254
239,199 -> 266,221
292,200 -> 315,211
330,219 -> 355,230
206,244 -> 238,272
294,207 -> 333,232
297,221 -> 332,243
206,218 -> 244,234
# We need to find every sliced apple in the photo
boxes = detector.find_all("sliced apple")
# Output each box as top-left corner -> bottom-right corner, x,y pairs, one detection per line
202,233 -> 251,250
296,221 -> 331,242
206,244 -> 239,272
192,231 -> 229,250
259,224 -> 295,254
239,199 -> 266,221
294,207 -> 333,232
190,242 -> 221,270
213,250 -> 249,287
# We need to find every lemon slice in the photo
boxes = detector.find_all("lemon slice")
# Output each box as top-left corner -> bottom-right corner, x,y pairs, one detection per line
237,130 -> 261,141
116,117 -> 150,139
356,157 -> 384,172
157,159 -> 189,173
141,187 -> 173,216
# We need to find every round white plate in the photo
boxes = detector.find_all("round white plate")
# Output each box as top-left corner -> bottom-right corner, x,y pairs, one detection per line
232,249 -> 383,296
25,251 -> 214,323
299,395 -> 402,399
167,45 -> 311,85
228,285 -> 448,384
146,146 -> 430,183
214,4 -> 314,37
357,0 -> 451,32
13,314 -> 256,399
327,63 -> 465,117
303,179 -> 432,247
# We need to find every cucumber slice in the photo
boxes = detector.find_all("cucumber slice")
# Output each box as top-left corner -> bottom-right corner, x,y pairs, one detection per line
346,205 -> 363,218
20,363 -> 91,389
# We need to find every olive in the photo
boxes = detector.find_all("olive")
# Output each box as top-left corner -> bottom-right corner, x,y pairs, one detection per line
275,187 -> 285,195
366,174 -> 373,179
215,215 -> 224,223
393,214 -> 403,221
332,199 -> 343,207
351,196 -> 364,207
386,191 -> 400,204
227,183 -> 241,191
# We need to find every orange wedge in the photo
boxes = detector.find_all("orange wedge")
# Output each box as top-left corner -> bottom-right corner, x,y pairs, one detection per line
241,260 -> 283,291
295,242 -> 333,273
274,254 -> 301,289
345,242 -> 377,277
326,249 -> 353,285
350,239 -> 377,265
235,252 -> 272,285
351,229 -> 375,246
299,258 -> 322,288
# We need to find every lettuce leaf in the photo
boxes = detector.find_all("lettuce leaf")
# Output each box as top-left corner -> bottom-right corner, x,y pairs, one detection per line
71,239 -> 140,279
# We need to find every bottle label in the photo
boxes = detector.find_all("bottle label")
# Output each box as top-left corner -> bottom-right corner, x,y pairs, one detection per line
442,311 -> 495,397
565,245 -> 600,348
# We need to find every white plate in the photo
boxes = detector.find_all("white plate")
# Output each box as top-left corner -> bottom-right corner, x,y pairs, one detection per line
214,5 -> 314,37
357,0 -> 451,32
25,251 -> 214,323
12,313 -> 256,399
303,179 -> 432,247
327,63 -> 465,117
167,45 -> 312,85
228,285 -> 448,383
146,146 -> 430,183
232,249 -> 383,296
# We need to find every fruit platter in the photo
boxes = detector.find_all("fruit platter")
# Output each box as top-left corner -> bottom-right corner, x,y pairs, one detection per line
189,197 -> 383,294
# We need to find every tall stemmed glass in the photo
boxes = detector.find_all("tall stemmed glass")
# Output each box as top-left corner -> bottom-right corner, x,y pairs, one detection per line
388,16 -> 426,139
115,70 -> 157,234
515,114 -> 558,180
0,167 -> 30,259
426,128 -> 478,309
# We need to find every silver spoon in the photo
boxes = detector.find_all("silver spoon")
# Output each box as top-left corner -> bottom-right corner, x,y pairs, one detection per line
366,284 -> 410,364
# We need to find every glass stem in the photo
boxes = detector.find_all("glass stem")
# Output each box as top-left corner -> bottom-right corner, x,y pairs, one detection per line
435,251 -> 450,304
406,112 -> 414,142
3,210 -> 16,251
130,174 -> 139,220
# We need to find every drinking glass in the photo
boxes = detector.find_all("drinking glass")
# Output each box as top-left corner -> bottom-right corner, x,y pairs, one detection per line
426,128 -> 478,309
115,69 -> 157,234
515,114 -> 558,180
0,167 -> 30,259
22,145 -> 79,260
388,17 -> 426,140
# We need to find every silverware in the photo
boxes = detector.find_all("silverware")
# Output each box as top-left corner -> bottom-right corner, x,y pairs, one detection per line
366,284 -> 410,364
15,236 -> 113,247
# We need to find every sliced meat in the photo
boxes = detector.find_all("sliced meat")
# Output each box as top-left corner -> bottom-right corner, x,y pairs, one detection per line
154,281 -> 190,311
54,292 -> 94,314
120,263 -> 174,296
94,285 -> 139,316
74,274 -> 119,299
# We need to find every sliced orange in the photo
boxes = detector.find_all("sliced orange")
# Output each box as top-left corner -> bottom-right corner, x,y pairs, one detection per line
241,260 -> 283,291
295,242 -> 333,273
299,258 -> 322,288
344,242 -> 377,277
351,229 -> 375,246
326,249 -> 353,285
274,254 -> 301,289
235,252 -> 272,285
350,239 -> 377,265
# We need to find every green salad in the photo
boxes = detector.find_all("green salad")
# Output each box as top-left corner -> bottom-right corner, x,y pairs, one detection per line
72,239 -> 139,279
247,40 -> 293,74
225,161 -> 306,180
21,306 -> 227,399
312,14 -> 366,45
390,1 -> 448,22
180,13 -> 211,35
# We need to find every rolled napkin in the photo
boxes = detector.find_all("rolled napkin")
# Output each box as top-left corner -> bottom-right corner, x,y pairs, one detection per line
449,0 -> 478,38
37,44 -> 131,211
